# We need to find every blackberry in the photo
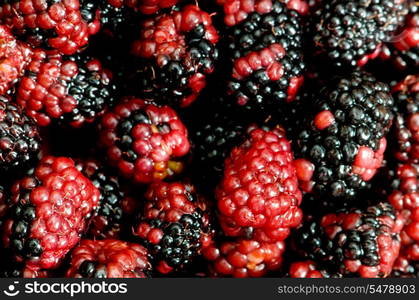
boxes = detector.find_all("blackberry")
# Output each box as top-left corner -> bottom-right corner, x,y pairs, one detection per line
0,96 -> 41,173
99,98 -> 190,183
295,202 -> 403,277
146,213 -> 204,269
390,75 -> 419,164
310,0 -> 408,68
76,160 -> 139,239
133,182 -> 213,274
2,157 -> 100,270
129,5 -> 219,107
294,71 -> 394,207
215,125 -> 303,243
225,0 -> 305,111
191,111 -> 247,191
17,51 -> 117,127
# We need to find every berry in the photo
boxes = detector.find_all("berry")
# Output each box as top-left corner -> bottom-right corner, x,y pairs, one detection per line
380,3 -> 419,72
76,159 -> 139,240
129,4 -> 219,107
390,75 -> 419,164
0,25 -> 33,95
66,239 -> 151,278
0,0 -> 92,55
2,156 -> 100,270
133,182 -> 213,274
203,238 -> 285,277
17,50 -> 116,127
387,163 -> 419,261
0,96 -> 41,173
294,71 -> 393,206
224,0 -> 305,111
310,0 -> 408,68
216,125 -> 303,243
99,98 -> 190,183
294,202 -> 404,278
191,111 -> 247,191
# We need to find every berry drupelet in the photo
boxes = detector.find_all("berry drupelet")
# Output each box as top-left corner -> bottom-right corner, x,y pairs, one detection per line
0,25 -> 33,95
390,75 -> 419,164
294,202 -> 404,278
76,159 -> 139,240
129,4 -> 219,107
17,50 -> 116,127
216,125 -> 303,243
380,2 -> 419,72
66,239 -> 151,278
133,182 -> 213,274
0,0 -> 92,55
203,238 -> 285,277
224,0 -> 305,111
310,0 -> 408,68
294,71 -> 394,206
0,96 -> 41,173
2,156 -> 100,271
99,98 -> 190,183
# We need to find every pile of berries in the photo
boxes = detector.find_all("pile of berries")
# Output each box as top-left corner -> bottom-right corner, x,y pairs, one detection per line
0,0 -> 417,279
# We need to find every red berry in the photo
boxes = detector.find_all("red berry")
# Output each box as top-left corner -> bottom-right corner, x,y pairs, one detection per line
99,98 -> 190,183
216,125 -> 303,243
2,156 -> 100,271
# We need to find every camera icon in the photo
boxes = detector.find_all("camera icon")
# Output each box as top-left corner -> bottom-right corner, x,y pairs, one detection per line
3,281 -> 20,297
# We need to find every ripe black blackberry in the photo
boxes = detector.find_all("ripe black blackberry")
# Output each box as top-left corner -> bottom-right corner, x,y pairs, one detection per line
226,1 -> 305,111
191,110 -> 247,191
294,71 -> 394,207
76,160 -> 139,239
310,0 -> 408,68
294,202 -> 403,278
133,182 -> 213,274
0,96 -> 41,173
